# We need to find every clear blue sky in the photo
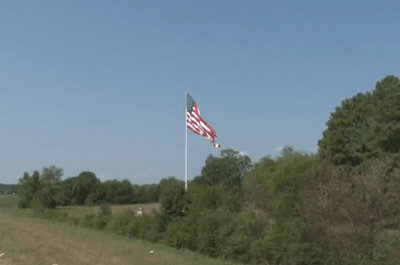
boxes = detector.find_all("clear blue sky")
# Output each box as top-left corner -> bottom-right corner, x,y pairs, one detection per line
1,0 -> 399,184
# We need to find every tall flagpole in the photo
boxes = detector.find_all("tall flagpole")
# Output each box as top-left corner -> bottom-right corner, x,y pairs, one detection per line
185,88 -> 188,191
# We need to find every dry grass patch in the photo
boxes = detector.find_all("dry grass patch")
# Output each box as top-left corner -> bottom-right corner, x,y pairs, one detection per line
0,208 -> 238,265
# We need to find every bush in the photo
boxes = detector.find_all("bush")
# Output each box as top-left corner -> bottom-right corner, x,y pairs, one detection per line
93,203 -> 112,230
126,215 -> 158,242
164,215 -> 198,251
188,185 -> 241,215
18,197 -> 30,209
159,180 -> 188,218
40,210 -> 68,222
84,196 -> 96,206
107,209 -> 135,235
248,237 -> 273,264
262,217 -> 315,264
219,212 -> 262,263
196,212 -> 220,257
68,216 -> 80,226
302,161 -> 400,264
31,199 -> 46,217
33,188 -> 57,209
373,231 -> 400,265
80,213 -> 96,228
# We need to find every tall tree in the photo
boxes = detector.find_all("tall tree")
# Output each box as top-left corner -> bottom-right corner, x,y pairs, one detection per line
36,165 -> 63,208
57,176 -> 77,206
72,171 -> 104,205
17,171 -> 41,208
318,75 -> 400,168
103,179 -> 134,204
41,165 -> 63,185
195,149 -> 252,193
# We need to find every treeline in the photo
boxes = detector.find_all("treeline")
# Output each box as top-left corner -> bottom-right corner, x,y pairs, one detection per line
17,166 -> 162,209
0,184 -> 17,195
17,76 -> 400,264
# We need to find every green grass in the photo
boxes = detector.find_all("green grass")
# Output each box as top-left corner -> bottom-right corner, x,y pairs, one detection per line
0,194 -> 19,208
0,196 -> 240,265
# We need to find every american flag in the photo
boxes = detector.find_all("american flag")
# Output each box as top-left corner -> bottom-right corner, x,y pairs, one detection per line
186,93 -> 221,148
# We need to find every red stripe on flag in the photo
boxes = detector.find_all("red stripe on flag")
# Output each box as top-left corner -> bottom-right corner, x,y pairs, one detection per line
186,102 -> 217,142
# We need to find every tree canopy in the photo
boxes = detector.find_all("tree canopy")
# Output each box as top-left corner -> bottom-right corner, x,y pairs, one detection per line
318,75 -> 400,168
192,149 -> 252,193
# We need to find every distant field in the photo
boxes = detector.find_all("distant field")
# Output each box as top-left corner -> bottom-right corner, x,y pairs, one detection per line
0,196 -> 239,265
56,203 -> 161,218
0,195 -> 18,209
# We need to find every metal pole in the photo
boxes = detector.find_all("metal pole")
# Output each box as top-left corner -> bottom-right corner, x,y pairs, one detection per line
185,88 -> 188,191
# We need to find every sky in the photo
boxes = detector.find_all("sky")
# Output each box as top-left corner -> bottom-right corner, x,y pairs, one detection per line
0,0 -> 399,185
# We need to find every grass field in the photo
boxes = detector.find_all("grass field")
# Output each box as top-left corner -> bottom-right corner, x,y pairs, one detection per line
56,203 -> 161,218
0,196 -> 240,265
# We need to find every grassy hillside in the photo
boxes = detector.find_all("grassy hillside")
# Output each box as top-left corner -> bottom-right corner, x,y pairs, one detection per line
0,196 -> 238,265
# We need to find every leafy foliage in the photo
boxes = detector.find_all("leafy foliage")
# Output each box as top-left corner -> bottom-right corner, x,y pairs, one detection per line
103,179 -> 134,204
93,203 -> 112,230
318,75 -> 400,168
157,178 -> 188,233
72,171 -> 104,205
303,160 -> 400,263
193,149 -> 252,194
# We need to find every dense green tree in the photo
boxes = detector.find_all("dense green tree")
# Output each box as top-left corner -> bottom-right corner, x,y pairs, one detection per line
37,165 -> 63,208
17,171 -> 41,208
157,177 -> 184,203
103,179 -> 134,204
33,186 -> 57,208
194,149 -> 252,193
318,75 -> 400,168
245,147 -> 316,218
103,179 -> 121,204
72,171 -> 104,205
41,165 -> 63,185
243,147 -> 317,264
156,178 -> 188,233
187,184 -> 241,214
159,180 -> 188,218
57,176 -> 77,205
17,166 -> 64,208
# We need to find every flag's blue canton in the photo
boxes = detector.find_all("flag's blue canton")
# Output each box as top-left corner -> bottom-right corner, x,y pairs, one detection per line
186,93 -> 195,114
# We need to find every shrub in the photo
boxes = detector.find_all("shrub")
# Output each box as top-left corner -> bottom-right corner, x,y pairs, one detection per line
107,209 -> 135,235
93,203 -> 112,230
164,215 -> 198,251
80,213 -> 95,228
155,180 -> 189,238
248,237 -> 273,264
18,197 -> 30,209
41,210 -> 68,223
188,185 -> 241,215
84,196 -> 96,206
126,215 -> 158,242
219,212 -> 262,263
373,231 -> 400,265
31,199 -> 46,217
68,216 -> 80,226
302,161 -> 400,263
